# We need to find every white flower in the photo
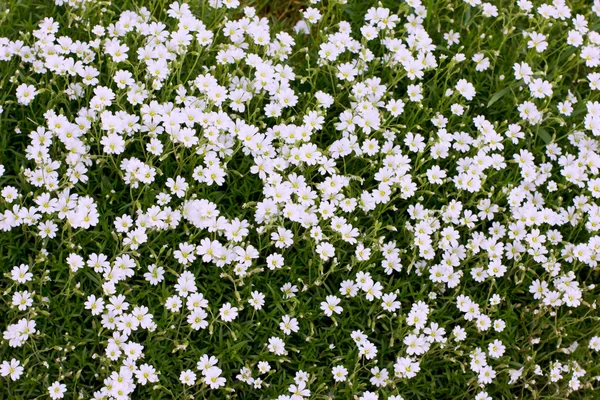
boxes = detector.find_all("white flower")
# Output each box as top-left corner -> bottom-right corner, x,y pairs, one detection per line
0,359 -> 24,381
267,336 -> 287,355
527,32 -> 548,52
455,79 -> 476,100
487,339 -> 506,358
280,315 -> 300,335
303,7 -> 322,24
589,336 -> 600,351
320,295 -> 343,317
219,303 -> 239,322
180,370 -> 196,386
15,84 -> 38,105
48,382 -> 67,400
85,295 -> 105,316
203,366 -> 226,389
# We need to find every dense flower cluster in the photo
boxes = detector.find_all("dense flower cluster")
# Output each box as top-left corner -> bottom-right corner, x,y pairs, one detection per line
1,0 -> 600,399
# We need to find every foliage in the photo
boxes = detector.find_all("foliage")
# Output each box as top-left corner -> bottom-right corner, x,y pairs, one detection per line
1,0 -> 600,399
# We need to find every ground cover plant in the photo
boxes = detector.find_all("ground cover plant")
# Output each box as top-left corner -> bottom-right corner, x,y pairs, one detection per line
1,0 -> 600,398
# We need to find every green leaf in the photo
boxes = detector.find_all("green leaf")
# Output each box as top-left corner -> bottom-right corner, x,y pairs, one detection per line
487,86 -> 512,108
537,127 -> 552,144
